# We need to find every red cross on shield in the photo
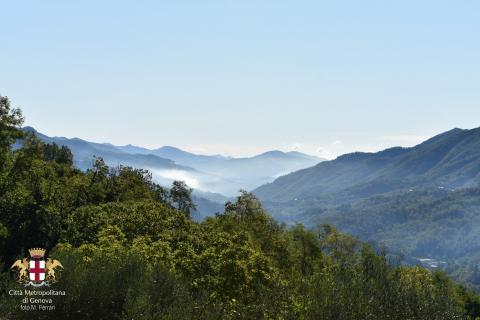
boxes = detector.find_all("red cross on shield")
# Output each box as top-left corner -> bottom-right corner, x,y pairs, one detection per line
29,260 -> 46,282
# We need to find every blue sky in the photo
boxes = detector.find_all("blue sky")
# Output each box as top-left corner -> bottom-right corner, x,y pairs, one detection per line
1,1 -> 479,158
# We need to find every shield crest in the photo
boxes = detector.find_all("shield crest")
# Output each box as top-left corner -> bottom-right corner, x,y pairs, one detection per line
28,249 -> 46,283
10,248 -> 63,287
29,259 -> 46,282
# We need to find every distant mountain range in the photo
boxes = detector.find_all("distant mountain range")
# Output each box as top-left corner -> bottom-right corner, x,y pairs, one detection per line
254,127 -> 480,215
22,126 -> 480,286
23,127 -> 323,198
253,126 -> 480,288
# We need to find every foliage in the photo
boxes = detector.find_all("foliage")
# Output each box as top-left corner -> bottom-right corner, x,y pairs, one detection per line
169,180 -> 196,218
313,188 -> 480,290
1,96 -> 480,319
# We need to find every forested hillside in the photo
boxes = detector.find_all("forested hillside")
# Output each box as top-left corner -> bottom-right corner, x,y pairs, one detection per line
253,125 -> 480,291
304,188 -> 480,289
254,127 -> 480,208
2,96 -> 480,319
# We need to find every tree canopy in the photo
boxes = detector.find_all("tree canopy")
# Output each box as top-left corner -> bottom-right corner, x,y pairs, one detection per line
1,96 -> 479,320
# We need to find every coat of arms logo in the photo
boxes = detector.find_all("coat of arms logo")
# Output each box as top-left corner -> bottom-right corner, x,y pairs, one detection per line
10,248 -> 64,287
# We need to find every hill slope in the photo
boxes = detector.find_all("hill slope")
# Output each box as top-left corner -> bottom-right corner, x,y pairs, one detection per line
254,127 -> 480,288
310,187 -> 480,289
254,127 -> 480,210
116,145 -> 324,193
24,127 -> 323,197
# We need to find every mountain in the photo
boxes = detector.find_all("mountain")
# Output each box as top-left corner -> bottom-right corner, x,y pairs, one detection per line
22,126 -> 195,172
316,188 -> 480,260
23,127 -> 323,197
312,187 -> 480,289
254,127 -> 480,212
116,146 -> 324,194
253,127 -> 480,288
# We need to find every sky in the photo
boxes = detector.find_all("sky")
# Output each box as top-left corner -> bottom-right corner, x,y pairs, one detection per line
1,1 -> 479,159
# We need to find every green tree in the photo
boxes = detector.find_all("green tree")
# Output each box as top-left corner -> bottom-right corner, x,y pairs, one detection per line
0,95 -> 24,195
170,180 -> 196,218
0,96 -> 478,319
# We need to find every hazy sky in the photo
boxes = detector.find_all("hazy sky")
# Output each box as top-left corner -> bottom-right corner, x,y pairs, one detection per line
1,1 -> 479,158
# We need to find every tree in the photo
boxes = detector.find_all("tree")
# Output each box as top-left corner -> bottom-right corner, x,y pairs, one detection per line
43,142 -> 73,165
1,98 -> 479,319
170,180 -> 196,218
0,96 -> 24,195
0,95 -> 24,156
224,190 -> 263,220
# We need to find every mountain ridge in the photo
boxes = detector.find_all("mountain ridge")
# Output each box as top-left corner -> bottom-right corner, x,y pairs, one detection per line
254,127 -> 480,209
22,127 -> 323,197
250,127 -> 480,288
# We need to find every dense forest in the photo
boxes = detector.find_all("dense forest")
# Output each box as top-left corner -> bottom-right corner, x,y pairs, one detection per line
1,96 -> 480,319
313,188 -> 480,289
